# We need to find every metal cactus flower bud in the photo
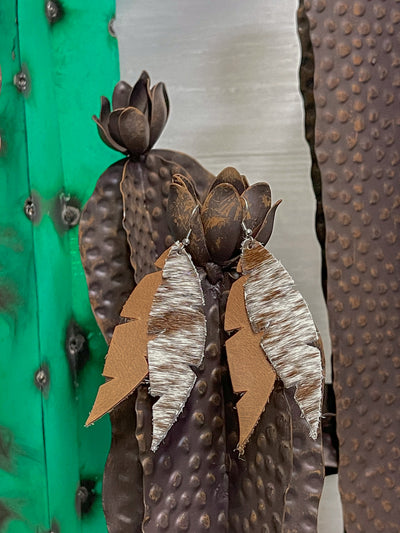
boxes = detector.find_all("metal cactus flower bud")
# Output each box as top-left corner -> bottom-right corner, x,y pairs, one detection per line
93,70 -> 169,157
167,166 -> 282,266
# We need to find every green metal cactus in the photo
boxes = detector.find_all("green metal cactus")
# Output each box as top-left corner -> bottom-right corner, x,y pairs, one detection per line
0,1 -> 119,531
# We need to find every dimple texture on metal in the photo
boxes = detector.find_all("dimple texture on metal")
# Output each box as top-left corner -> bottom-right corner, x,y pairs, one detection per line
120,158 -> 158,283
80,160 -> 144,532
136,274 -> 229,532
79,160 -> 134,342
102,394 -> 144,532
151,149 -> 215,202
282,389 -> 324,533
81,149 -> 214,530
304,1 -> 400,531
227,380 -> 293,533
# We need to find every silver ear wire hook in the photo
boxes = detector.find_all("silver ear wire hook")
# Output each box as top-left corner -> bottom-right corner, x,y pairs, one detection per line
241,197 -> 254,249
179,204 -> 200,249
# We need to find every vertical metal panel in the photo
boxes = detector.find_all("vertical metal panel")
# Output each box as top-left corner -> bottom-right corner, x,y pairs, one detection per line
0,0 -> 119,531
306,1 -> 400,531
17,4 -> 79,527
0,2 -> 49,530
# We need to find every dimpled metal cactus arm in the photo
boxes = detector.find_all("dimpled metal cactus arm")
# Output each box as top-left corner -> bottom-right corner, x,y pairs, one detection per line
301,2 -> 400,531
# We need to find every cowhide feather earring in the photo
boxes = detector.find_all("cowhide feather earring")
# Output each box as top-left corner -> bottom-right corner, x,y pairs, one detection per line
147,206 -> 206,451
225,214 -> 323,453
85,207 -> 206,451
85,250 -> 169,427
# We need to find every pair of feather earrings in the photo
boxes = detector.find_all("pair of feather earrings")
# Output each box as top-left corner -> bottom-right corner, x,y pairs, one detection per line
86,209 -> 323,453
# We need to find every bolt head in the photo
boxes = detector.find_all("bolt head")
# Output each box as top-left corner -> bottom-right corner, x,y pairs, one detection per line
45,1 -> 62,23
76,486 -> 89,502
75,479 -> 96,516
24,197 -> 36,220
14,72 -> 28,92
34,367 -> 49,390
62,205 -> 80,227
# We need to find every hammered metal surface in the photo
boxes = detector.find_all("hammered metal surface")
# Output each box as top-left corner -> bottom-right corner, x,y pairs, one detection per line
227,380 -> 293,533
135,273 -> 229,532
152,149 -> 215,202
282,389 -> 324,533
81,150 -> 215,532
79,160 -> 134,342
103,394 -> 143,533
120,158 -> 159,283
305,1 -> 400,531
79,161 -> 143,532
82,149 -> 321,530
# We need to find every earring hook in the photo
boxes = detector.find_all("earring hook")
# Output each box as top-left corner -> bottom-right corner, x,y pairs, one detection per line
180,204 -> 200,248
241,197 -> 254,249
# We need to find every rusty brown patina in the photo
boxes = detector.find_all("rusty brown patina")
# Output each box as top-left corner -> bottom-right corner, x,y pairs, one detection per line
93,71 -> 169,158
168,166 -> 281,267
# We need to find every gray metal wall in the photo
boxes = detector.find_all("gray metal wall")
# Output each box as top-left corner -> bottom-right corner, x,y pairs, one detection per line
115,1 -> 342,530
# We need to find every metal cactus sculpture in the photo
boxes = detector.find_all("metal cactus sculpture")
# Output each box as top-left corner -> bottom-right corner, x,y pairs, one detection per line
298,2 -> 400,532
79,72 -> 325,532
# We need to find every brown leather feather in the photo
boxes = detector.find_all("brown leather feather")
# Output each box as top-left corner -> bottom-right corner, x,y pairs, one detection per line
85,257 -> 168,426
225,274 -> 276,453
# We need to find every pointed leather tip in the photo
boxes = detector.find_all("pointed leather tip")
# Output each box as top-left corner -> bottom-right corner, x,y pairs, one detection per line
154,247 -> 172,269
85,410 -> 100,427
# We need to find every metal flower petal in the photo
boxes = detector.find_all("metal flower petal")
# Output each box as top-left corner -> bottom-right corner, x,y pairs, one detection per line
167,175 -> 211,266
148,82 -> 169,149
99,95 -> 111,123
108,108 -> 127,147
94,72 -> 169,156
255,200 -> 282,245
112,80 -> 132,109
93,114 -> 127,153
118,107 -> 151,157
128,71 -> 150,116
210,166 -> 249,195
201,182 -> 243,264
242,182 -> 272,236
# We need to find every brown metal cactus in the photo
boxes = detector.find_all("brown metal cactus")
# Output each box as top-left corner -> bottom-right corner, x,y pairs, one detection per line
80,73 -> 325,532
299,2 -> 400,532
80,73 -> 214,532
